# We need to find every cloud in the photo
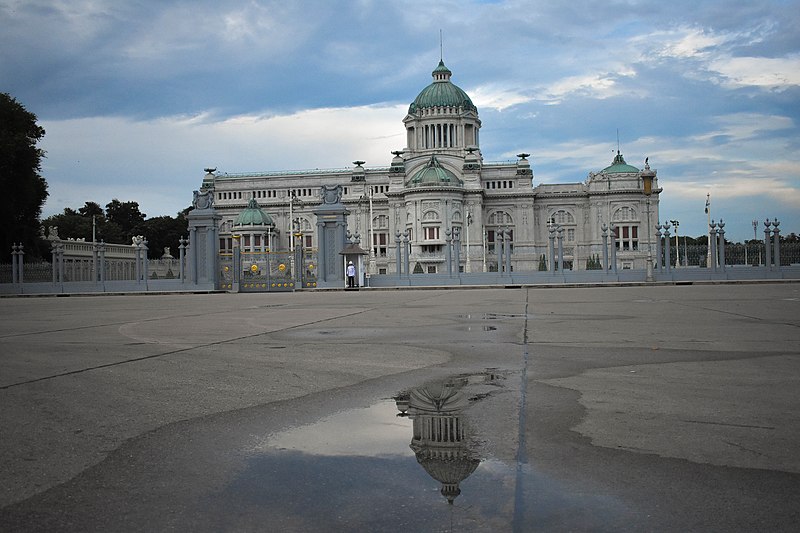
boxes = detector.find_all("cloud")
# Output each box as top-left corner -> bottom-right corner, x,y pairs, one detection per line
709,55 -> 800,89
40,103 -> 407,218
469,85 -> 532,111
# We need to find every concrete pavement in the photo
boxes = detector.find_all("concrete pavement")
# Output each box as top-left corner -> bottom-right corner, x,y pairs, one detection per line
1,284 -> 798,531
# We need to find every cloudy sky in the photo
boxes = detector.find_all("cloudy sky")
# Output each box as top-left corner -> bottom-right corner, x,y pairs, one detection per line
3,0 -> 799,241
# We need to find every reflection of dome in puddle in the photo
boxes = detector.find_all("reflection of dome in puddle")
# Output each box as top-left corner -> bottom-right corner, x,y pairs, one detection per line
397,373 -> 496,504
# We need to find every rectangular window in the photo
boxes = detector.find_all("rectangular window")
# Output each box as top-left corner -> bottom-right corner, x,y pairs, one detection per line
424,227 -> 439,240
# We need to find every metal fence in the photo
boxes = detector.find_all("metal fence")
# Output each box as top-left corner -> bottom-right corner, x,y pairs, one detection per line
664,242 -> 800,267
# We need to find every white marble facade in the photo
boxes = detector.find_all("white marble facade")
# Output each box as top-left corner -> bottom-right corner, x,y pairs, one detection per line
203,60 -> 659,274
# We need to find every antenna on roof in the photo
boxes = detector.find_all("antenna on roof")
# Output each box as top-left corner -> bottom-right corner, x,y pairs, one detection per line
440,29 -> 443,61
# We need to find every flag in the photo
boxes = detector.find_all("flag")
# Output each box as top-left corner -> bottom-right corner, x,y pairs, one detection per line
704,194 -> 710,214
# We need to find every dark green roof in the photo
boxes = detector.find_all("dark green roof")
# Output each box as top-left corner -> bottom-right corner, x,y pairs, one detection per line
409,61 -> 477,114
234,198 -> 274,227
407,155 -> 463,187
601,151 -> 640,174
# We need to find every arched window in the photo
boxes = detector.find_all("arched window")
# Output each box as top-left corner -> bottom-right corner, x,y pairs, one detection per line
486,211 -> 514,253
548,209 -> 575,225
488,211 -> 513,225
612,206 -> 638,222
422,210 -> 439,222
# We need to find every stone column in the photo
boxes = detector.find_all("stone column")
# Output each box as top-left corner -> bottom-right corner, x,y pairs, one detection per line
773,219 -> 781,269
141,240 -> 149,283
764,220 -> 772,269
403,230 -> 411,278
708,220 -> 717,271
99,241 -> 106,283
601,224 -> 609,272
610,225 -> 618,274
445,229 -> 453,277
655,224 -> 663,272
717,220 -> 726,271
496,229 -> 505,275
663,223 -> 671,274
504,228 -> 512,275
11,244 -> 19,284
453,227 -> 461,276
548,227 -> 555,273
57,244 -> 65,284
395,232 -> 402,278
179,236 -> 188,282
556,226 -> 564,272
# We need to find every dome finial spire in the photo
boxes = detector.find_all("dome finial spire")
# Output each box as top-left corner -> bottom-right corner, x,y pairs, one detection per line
440,29 -> 443,62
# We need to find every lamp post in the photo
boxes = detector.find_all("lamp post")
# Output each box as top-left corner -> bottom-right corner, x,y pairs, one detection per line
641,163 -> 656,282
670,219 -> 679,268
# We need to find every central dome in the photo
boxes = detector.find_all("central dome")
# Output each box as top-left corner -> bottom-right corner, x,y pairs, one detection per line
409,60 -> 477,114
601,151 -> 641,174
407,155 -> 463,187
234,198 -> 274,227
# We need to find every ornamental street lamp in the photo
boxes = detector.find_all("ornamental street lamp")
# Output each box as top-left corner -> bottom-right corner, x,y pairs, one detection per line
670,219 -> 680,268
641,163 -> 656,282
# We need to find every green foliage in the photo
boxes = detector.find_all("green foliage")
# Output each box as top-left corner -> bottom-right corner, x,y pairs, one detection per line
586,254 -> 603,270
136,213 -> 188,259
106,199 -> 146,237
41,202 -> 187,259
538,254 -> 547,271
0,93 -> 49,260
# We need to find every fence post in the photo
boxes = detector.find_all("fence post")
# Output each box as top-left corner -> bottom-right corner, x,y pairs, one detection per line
664,223 -> 671,273
610,225 -> 617,274
709,221 -> 717,272
548,227 -> 556,273
11,244 -> 18,284
142,240 -> 150,287
718,220 -> 726,271
556,226 -> 564,273
445,229 -> 453,277
773,219 -> 781,269
179,236 -> 188,282
655,224 -> 663,272
99,241 -> 106,285
601,224 -> 609,272
764,220 -> 772,269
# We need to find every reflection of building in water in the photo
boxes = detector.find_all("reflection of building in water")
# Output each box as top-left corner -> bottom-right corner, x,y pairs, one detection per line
396,373 -> 498,504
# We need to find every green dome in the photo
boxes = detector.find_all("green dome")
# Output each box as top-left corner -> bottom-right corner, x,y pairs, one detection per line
234,198 -> 274,227
409,61 -> 477,114
601,151 -> 641,174
407,155 -> 463,187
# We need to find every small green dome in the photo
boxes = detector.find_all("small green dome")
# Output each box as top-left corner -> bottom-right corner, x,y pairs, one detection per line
407,155 -> 463,187
234,198 -> 274,227
601,151 -> 640,174
409,61 -> 477,114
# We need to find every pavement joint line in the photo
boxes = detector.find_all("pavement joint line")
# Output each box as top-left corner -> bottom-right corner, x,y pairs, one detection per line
0,307 -> 276,340
0,307 -> 377,391
666,299 -> 800,329
512,288 -> 532,532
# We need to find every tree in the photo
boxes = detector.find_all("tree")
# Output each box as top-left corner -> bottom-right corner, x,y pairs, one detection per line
0,93 -> 48,261
78,201 -> 104,218
136,212 -> 188,259
106,199 -> 146,242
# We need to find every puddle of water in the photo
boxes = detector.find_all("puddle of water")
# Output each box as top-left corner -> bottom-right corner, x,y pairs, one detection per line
201,372 -> 630,530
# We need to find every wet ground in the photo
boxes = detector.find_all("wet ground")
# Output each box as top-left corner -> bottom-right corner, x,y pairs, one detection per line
1,284 -> 799,531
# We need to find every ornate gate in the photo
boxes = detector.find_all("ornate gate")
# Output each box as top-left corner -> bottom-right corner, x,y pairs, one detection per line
219,250 -> 317,292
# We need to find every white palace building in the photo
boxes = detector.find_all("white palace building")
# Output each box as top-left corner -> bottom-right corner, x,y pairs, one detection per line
200,59 -> 660,274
